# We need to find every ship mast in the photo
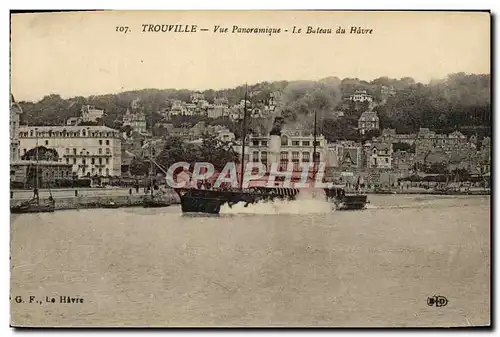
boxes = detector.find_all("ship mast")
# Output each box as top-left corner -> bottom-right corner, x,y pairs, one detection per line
239,83 -> 249,190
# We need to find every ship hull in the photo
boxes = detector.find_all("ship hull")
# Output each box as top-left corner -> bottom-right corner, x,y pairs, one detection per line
175,187 -> 367,214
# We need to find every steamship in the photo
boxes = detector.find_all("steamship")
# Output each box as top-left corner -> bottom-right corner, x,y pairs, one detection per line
173,86 -> 368,214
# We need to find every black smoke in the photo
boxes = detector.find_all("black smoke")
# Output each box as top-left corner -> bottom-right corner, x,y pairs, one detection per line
269,117 -> 284,136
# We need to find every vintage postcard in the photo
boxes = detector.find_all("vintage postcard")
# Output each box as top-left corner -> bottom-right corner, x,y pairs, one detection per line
10,10 -> 491,327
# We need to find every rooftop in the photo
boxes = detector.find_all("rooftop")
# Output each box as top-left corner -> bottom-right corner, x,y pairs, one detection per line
19,125 -> 119,132
11,160 -> 73,167
359,111 -> 379,120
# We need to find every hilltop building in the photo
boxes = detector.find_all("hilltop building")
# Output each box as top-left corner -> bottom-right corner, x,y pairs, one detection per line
66,105 -> 104,126
349,90 -> 373,103
123,107 -> 147,135
358,111 -> 380,135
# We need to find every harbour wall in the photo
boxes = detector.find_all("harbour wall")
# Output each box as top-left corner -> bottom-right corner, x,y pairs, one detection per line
10,189 -> 181,211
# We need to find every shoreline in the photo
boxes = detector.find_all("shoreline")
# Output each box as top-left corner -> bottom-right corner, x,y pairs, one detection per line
10,190 -> 181,211
364,189 -> 490,196
10,189 -> 489,212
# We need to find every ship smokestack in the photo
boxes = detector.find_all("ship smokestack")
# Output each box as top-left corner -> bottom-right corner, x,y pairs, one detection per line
269,116 -> 284,136
268,117 -> 284,168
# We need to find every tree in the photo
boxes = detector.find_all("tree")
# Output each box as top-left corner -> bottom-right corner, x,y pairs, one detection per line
393,142 -> 413,152
198,133 -> 239,171
129,158 -> 150,176
156,137 -> 199,171
16,74 -> 490,138
22,146 -> 59,161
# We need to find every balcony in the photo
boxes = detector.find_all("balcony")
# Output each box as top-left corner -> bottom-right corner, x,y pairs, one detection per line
64,153 -> 111,158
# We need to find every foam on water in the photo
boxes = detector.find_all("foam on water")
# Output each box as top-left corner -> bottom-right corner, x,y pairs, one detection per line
219,189 -> 334,215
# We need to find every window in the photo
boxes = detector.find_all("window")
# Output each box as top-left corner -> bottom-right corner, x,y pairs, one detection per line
91,158 -> 95,165
99,168 -> 102,175
292,151 -> 300,160
252,151 -> 259,162
261,141 -> 267,147
280,151 -> 288,161
82,130 -> 86,137
261,151 -> 267,165
45,140 -> 48,146
281,136 -> 288,146
73,148 -> 77,155
106,148 -> 110,155
99,140 -> 103,145
252,140 -> 259,146
302,141 -> 310,147
106,158 -> 109,164
82,159 -> 86,165
106,140 -> 110,145
291,141 -> 299,146
302,152 -> 310,162
106,168 -> 109,175
99,148 -> 102,154
65,148 -> 69,154
73,158 -> 76,164
99,158 -> 102,165
385,158 -> 389,163
313,141 -> 320,146
66,158 -> 69,164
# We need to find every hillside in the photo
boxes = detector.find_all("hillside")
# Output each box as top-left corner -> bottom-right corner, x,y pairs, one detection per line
16,73 -> 491,141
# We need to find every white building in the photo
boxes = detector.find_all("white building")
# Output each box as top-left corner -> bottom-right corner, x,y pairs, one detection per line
10,94 -> 22,161
66,117 -> 81,126
208,102 -> 228,119
366,142 -> 393,169
358,111 -> 380,135
66,105 -> 104,126
123,108 -> 147,134
327,141 -> 363,169
349,90 -> 373,103
18,125 -> 122,177
190,92 -> 205,103
236,130 -> 328,171
81,105 -> 104,123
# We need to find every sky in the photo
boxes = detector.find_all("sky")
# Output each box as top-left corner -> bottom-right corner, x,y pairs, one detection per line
10,10 -> 491,102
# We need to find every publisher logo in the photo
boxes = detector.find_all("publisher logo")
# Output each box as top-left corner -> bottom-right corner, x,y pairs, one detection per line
427,295 -> 448,307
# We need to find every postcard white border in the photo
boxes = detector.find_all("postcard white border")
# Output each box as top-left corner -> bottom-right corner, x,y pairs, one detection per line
2,0 -> 497,336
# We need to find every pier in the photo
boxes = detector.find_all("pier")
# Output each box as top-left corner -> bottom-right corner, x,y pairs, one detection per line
10,187 -> 180,211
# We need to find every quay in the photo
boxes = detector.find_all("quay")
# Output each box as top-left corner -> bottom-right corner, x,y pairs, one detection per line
10,187 -> 181,211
